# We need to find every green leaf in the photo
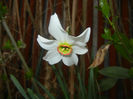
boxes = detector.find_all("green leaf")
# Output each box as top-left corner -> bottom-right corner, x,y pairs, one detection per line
27,88 -> 39,99
0,57 -> 2,64
102,28 -> 112,40
129,39 -> 133,54
1,74 -> 8,81
129,39 -> 133,46
111,32 -> 133,62
99,78 -> 117,91
10,75 -> 29,99
116,33 -> 133,54
17,40 -> 26,48
99,66 -> 130,79
113,33 -> 133,63
112,33 -> 120,44
114,44 -> 131,62
128,68 -> 133,78
119,33 -> 132,51
99,0 -> 110,18
2,40 -> 13,50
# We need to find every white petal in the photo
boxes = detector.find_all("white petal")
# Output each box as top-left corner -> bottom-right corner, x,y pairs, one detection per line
69,27 -> 91,44
37,35 -> 58,50
43,49 -> 62,65
74,41 -> 86,47
48,13 -> 67,41
62,54 -> 78,66
38,35 -> 54,43
73,46 -> 88,55
67,35 -> 86,47
77,27 -> 91,43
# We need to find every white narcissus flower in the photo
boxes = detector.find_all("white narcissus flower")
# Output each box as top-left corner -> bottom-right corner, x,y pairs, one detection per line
37,13 -> 91,66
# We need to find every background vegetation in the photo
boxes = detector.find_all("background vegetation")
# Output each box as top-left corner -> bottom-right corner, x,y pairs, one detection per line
0,0 -> 133,99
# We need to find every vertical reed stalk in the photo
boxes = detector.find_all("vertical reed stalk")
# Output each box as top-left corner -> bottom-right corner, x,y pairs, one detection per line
15,0 -> 22,40
70,0 -> 77,99
71,0 -> 77,35
0,24 -> 1,47
24,0 -> 35,24
91,0 -> 98,59
22,0 -> 26,39
63,0 -> 71,27
82,0 -> 87,28
81,0 -> 88,85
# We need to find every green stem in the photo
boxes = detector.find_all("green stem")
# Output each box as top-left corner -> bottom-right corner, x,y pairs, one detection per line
3,66 -> 12,99
2,20 -> 29,72
2,19 -> 40,94
106,17 -> 133,63
107,0 -> 133,63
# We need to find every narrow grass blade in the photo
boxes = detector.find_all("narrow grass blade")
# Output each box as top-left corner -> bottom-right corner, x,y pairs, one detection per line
35,49 -> 44,78
51,65 -> 69,99
10,74 -> 29,99
77,72 -> 86,99
34,79 -> 55,99
57,64 -> 68,92
88,68 -> 97,99
27,88 -> 39,99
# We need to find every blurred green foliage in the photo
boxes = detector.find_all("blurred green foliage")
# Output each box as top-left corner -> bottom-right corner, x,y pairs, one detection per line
99,78 -> 117,91
2,40 -> 14,50
99,66 -> 130,79
25,68 -> 33,80
128,67 -> 133,77
100,0 -> 133,63
99,0 -> 133,93
1,0 -> 132,98
2,40 -> 25,50
1,74 -> 8,81
17,40 -> 26,48
0,2 -> 7,20
99,0 -> 110,18
102,28 -> 112,41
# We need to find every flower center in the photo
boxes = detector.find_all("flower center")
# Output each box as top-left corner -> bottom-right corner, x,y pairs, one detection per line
57,42 -> 72,56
